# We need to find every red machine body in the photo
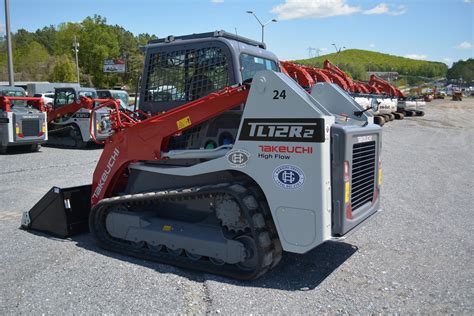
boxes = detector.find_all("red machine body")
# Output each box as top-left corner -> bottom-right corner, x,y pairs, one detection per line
323,60 -> 355,92
279,61 -> 315,89
369,74 -> 405,97
90,85 -> 249,207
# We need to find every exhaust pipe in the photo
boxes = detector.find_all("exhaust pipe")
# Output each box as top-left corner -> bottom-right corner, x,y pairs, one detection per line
21,185 -> 92,238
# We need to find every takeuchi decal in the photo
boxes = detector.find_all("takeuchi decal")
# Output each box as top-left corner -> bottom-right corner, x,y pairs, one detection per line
92,147 -> 120,200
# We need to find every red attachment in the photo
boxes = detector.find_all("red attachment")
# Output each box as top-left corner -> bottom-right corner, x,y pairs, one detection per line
353,81 -> 370,94
90,84 -> 249,207
0,96 -> 45,112
369,74 -> 403,97
320,69 -> 350,91
280,61 -> 350,91
323,60 -> 355,92
280,61 -> 315,88
280,59 -> 404,99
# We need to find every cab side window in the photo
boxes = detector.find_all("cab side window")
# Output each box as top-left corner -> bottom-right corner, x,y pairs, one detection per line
240,54 -> 279,82
54,91 -> 76,107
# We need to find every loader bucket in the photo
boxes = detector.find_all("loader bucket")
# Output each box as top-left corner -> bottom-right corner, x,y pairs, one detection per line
20,185 -> 92,238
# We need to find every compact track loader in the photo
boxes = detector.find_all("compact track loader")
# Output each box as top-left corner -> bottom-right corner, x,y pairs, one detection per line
46,87 -> 113,148
0,86 -> 47,153
22,31 -> 382,279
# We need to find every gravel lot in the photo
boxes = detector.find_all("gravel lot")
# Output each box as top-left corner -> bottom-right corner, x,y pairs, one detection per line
0,99 -> 473,314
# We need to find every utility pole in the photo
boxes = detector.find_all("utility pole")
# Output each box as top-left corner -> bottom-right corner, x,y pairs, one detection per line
4,0 -> 14,86
73,36 -> 80,84
246,11 -> 277,44
332,43 -> 346,67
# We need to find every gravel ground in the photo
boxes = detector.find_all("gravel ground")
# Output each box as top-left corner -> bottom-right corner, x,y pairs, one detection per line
0,99 -> 473,314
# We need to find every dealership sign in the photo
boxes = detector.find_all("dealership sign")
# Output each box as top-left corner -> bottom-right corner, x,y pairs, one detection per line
103,59 -> 126,73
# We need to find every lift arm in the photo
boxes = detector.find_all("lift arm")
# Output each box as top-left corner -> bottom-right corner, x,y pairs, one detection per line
0,96 -> 45,112
323,60 -> 355,92
90,84 -> 249,206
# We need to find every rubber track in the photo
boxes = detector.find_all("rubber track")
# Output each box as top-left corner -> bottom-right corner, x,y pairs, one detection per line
46,125 -> 87,149
89,182 -> 283,280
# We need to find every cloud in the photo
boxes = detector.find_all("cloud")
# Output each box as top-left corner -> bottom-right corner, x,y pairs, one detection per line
405,54 -> 427,60
465,0 -> 473,3
456,41 -> 472,49
369,43 -> 375,48
363,3 -> 407,15
271,0 -> 361,20
364,3 -> 389,14
211,0 -> 224,3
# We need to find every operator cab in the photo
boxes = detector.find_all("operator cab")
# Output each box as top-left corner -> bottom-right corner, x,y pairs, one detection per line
53,87 -> 98,108
140,30 -> 280,114
140,30 -> 280,149
0,86 -> 27,107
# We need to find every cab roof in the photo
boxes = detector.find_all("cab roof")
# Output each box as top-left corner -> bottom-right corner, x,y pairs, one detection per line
0,86 -> 26,92
147,30 -> 265,49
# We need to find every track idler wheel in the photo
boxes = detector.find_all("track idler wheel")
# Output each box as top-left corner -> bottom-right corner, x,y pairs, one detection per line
415,110 -> 425,116
374,116 -> 386,126
404,110 -> 414,117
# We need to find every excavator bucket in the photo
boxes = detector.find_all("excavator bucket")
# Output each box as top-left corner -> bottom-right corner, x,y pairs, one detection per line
20,185 -> 91,238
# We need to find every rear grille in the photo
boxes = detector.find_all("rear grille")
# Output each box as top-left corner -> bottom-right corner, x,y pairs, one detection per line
351,141 -> 376,209
22,120 -> 40,137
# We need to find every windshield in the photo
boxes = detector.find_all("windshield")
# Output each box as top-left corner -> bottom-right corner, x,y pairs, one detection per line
240,53 -> 279,81
112,92 -> 129,107
1,90 -> 26,106
78,91 -> 97,99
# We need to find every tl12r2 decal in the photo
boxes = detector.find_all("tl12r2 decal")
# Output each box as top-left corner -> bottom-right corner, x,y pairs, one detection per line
238,118 -> 325,143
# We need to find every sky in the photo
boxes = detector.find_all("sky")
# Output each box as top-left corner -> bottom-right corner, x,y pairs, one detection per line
0,0 -> 473,65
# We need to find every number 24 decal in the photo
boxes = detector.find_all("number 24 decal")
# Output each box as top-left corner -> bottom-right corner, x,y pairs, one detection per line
273,90 -> 286,100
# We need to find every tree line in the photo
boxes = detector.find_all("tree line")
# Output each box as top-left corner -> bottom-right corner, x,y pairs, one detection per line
447,59 -> 473,84
0,15 -> 156,89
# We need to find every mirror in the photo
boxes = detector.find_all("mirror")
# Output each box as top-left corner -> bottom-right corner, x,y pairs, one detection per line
370,98 -> 380,112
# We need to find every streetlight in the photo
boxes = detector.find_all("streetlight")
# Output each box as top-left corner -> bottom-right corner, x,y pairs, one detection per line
332,43 -> 345,66
4,0 -> 14,85
246,11 -> 277,44
72,36 -> 80,84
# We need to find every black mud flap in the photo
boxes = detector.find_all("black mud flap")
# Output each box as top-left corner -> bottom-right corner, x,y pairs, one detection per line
20,185 -> 91,238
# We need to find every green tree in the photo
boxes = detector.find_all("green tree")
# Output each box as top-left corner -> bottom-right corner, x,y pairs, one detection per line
50,56 -> 77,82
447,59 -> 474,83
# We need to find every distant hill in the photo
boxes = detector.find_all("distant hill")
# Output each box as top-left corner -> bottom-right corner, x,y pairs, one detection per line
293,49 -> 448,84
